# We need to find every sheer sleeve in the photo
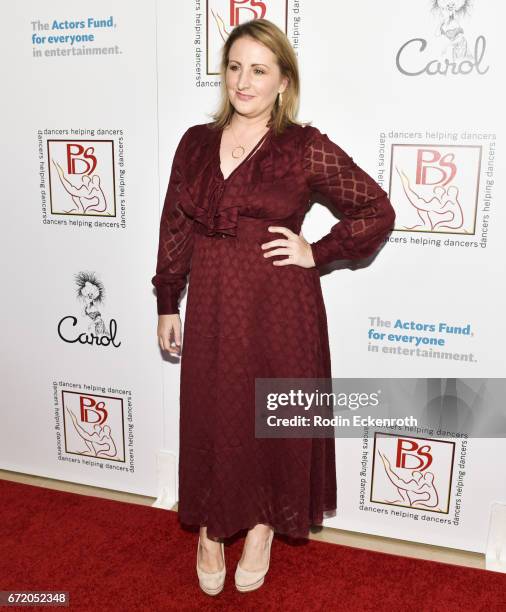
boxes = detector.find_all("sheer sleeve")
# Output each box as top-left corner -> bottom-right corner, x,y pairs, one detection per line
302,127 -> 396,268
151,127 -> 194,315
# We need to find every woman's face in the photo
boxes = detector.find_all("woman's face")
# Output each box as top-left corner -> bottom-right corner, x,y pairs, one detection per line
225,35 -> 288,120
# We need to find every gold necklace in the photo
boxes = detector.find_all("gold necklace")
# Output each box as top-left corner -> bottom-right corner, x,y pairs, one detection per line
228,123 -> 268,159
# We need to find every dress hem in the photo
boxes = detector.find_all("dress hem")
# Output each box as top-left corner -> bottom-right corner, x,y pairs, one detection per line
177,504 -> 337,542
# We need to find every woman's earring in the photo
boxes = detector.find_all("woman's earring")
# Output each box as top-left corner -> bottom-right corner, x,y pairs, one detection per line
278,91 -> 283,106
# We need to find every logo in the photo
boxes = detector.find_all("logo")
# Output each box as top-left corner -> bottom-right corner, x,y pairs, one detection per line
390,143 -> 481,234
62,390 -> 126,461
57,271 -> 121,347
206,0 -> 288,76
48,139 -> 116,216
396,0 -> 489,77
371,432 -> 455,513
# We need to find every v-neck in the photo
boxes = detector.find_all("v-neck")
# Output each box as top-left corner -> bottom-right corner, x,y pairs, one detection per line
218,124 -> 273,182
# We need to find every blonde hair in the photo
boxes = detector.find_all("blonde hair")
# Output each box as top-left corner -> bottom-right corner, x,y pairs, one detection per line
209,18 -> 307,135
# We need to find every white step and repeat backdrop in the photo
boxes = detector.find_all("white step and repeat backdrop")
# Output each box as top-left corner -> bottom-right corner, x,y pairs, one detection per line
1,0 -> 505,554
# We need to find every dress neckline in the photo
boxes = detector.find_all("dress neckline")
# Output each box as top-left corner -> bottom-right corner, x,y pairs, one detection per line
217,124 -> 273,182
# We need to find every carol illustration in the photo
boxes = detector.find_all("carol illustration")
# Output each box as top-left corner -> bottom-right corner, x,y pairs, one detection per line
75,271 -> 111,339
433,0 -> 472,61
52,158 -> 108,214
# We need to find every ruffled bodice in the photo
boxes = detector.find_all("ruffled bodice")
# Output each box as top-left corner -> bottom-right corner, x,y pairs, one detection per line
181,124 -> 286,238
192,171 -> 239,238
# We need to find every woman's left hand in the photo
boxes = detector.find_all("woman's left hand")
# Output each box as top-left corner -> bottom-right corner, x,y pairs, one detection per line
261,226 -> 316,268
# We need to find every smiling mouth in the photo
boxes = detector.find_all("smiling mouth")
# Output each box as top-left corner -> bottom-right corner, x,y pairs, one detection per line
236,92 -> 254,99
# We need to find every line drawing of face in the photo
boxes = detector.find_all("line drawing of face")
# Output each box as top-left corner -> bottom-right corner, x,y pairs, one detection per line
435,0 -> 469,17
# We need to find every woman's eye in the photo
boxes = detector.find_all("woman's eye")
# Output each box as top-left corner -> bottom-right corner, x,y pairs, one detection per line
228,65 -> 264,74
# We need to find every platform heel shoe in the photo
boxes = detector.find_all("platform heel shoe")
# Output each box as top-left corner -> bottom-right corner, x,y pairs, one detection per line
235,528 -> 274,592
196,538 -> 226,595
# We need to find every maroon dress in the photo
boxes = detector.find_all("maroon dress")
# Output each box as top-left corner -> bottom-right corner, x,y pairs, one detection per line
152,121 -> 396,540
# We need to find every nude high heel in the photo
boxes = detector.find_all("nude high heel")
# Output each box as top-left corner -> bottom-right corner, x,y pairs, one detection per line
235,528 -> 274,592
196,538 -> 226,595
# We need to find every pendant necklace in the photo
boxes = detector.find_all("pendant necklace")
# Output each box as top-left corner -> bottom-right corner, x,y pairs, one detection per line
228,123 -> 268,159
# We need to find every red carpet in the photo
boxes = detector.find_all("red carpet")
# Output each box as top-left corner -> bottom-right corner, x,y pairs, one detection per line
1,478 -> 505,611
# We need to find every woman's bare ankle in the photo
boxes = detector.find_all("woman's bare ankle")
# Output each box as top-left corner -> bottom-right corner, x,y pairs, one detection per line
248,523 -> 272,538
199,526 -> 222,550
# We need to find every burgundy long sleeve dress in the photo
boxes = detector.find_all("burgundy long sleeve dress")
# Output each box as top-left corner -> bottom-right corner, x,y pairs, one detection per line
152,121 -> 396,540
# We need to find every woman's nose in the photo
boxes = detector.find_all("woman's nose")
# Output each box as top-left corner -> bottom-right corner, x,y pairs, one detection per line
237,70 -> 250,89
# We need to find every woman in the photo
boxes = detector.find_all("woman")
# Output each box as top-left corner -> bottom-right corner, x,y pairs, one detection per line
152,18 -> 396,595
